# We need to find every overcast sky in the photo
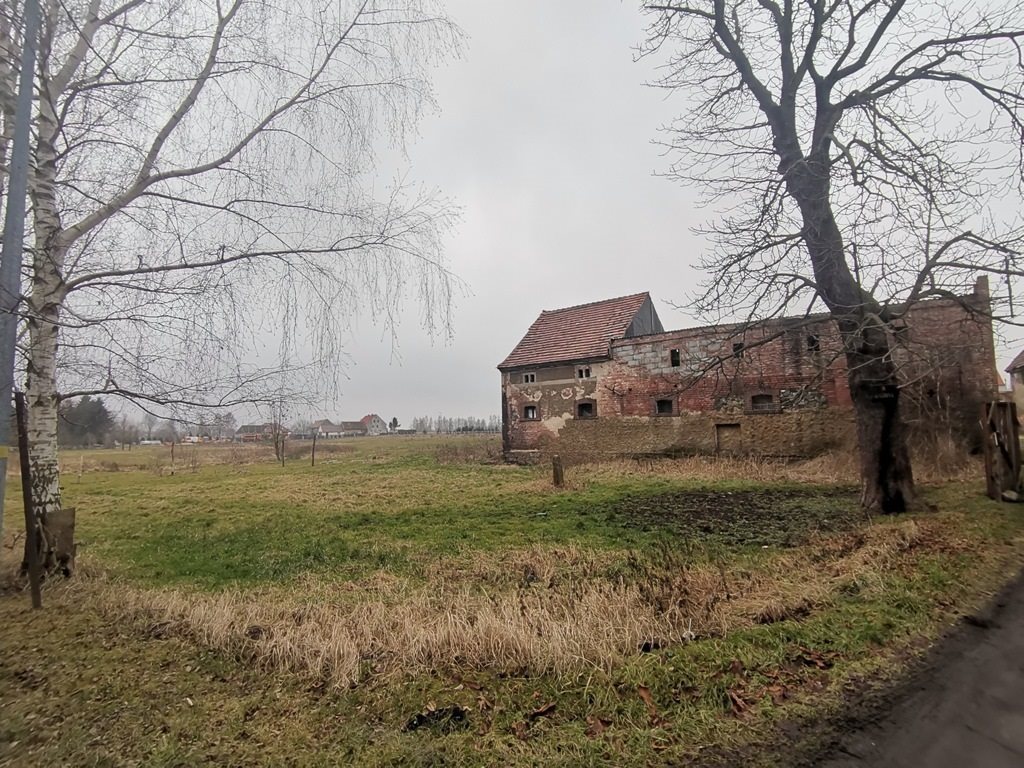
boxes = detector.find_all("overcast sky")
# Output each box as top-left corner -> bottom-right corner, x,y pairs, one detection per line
307,1 -> 1024,427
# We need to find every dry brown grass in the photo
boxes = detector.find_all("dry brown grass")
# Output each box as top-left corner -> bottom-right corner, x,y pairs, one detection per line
92,516 -> 977,690
572,444 -> 981,488
433,438 -> 504,465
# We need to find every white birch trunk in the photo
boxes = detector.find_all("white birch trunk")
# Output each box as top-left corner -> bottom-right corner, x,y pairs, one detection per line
26,38 -> 70,572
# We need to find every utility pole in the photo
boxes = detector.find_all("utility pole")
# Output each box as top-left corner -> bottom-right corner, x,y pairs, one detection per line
0,0 -> 43,543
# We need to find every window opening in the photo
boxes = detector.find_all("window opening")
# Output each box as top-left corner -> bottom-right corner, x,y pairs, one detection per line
732,342 -> 745,355
524,405 -> 538,419
577,367 -> 591,379
807,334 -> 820,352
577,402 -> 595,419
670,349 -> 681,367
656,399 -> 674,415
750,393 -> 774,411
522,373 -> 536,383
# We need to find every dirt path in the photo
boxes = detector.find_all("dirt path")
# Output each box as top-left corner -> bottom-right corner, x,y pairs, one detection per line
821,571 -> 1024,767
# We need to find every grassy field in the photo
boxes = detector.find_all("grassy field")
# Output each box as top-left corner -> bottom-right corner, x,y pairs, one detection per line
1,436 -> 1022,767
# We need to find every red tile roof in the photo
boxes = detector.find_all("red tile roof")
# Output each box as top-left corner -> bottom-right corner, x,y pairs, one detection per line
1007,348 -> 1024,372
359,414 -> 380,425
499,293 -> 651,369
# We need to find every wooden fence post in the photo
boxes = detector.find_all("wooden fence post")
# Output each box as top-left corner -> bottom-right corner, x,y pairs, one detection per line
982,401 -> 1021,501
15,392 -> 42,609
552,454 -> 564,487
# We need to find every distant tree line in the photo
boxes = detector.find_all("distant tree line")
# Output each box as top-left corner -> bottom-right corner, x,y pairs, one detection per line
410,415 -> 500,434
53,397 -> 240,447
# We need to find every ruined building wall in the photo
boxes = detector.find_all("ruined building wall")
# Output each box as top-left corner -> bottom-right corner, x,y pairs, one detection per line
502,284 -> 996,462
888,288 -> 996,446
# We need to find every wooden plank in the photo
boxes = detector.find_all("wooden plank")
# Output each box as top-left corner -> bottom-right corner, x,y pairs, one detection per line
15,391 -> 42,609
1010,402 -> 1021,492
983,403 -> 998,499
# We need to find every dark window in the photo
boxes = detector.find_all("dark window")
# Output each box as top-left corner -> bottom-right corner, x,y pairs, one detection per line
577,367 -> 591,379
732,342 -> 745,355
524,405 -> 538,420
807,334 -> 820,352
577,401 -> 595,419
670,349 -> 681,367
750,393 -> 774,411
522,372 -> 536,383
656,399 -> 674,415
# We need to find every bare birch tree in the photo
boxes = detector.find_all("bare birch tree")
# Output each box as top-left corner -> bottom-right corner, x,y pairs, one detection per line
1,0 -> 461,569
641,0 -> 1024,512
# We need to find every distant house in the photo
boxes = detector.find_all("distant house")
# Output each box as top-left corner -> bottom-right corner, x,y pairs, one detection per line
312,419 -> 345,438
236,423 -> 274,442
312,416 -> 384,437
360,414 -> 388,436
1006,350 -> 1024,413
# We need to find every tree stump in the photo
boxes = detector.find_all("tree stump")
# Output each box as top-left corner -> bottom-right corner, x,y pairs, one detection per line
552,454 -> 564,487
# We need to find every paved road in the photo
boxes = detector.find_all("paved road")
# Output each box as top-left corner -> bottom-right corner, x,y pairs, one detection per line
822,573 -> 1024,768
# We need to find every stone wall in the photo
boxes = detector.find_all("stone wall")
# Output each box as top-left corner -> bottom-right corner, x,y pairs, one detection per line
548,409 -> 855,464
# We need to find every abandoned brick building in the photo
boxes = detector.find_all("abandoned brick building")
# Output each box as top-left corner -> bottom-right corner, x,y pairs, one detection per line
498,279 -> 997,463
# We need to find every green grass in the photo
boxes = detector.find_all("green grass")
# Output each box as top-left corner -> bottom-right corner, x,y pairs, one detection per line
1,438 -> 1022,767
55,438 -> 857,588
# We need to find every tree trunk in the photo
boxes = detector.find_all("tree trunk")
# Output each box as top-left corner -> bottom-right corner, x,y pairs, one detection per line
785,155 -> 915,513
844,324 -> 915,513
24,286 -> 69,572
25,52 -> 74,572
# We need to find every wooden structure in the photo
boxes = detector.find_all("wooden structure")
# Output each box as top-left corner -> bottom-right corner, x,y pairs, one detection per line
983,401 -> 1021,501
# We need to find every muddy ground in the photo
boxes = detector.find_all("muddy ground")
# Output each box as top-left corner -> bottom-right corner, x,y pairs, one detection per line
606,488 -> 863,547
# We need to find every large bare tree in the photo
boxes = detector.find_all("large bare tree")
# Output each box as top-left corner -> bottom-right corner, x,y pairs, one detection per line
641,1 -> 1024,512
0,0 -> 460,569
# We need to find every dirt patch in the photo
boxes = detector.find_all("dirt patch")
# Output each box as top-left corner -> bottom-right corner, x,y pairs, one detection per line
604,488 -> 862,547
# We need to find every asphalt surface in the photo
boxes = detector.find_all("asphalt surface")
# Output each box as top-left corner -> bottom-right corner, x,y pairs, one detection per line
822,571 -> 1024,767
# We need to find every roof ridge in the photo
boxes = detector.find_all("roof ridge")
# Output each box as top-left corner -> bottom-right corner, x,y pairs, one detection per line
539,292 -> 649,316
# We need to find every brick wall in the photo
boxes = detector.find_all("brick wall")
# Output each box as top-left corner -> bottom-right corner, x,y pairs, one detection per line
605,315 -> 850,416
500,282 -> 996,460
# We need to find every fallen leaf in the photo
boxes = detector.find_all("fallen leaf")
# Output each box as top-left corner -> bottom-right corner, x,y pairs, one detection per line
766,684 -> 789,705
637,686 -> 657,718
528,702 -> 556,720
512,720 -> 529,740
585,715 -> 612,738
727,689 -> 748,716
638,685 -> 665,726
795,647 -> 834,669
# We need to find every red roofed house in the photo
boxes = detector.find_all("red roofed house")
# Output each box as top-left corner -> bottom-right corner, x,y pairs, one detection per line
360,414 -> 388,436
499,282 -> 997,463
